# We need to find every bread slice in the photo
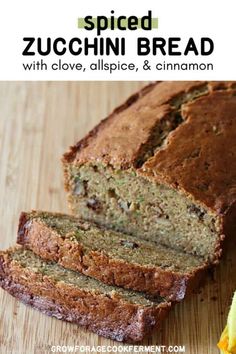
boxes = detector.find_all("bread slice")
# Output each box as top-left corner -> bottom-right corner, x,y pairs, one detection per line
63,81 -> 236,263
0,246 -> 170,342
17,211 -> 207,301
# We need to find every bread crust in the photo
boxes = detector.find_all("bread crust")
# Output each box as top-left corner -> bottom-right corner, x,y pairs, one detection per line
0,248 -> 170,343
17,211 -> 207,302
63,81 -> 208,170
62,81 -> 158,166
142,89 -> 236,214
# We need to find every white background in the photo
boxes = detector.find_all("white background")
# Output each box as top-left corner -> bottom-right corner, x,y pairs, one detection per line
0,0 -> 235,80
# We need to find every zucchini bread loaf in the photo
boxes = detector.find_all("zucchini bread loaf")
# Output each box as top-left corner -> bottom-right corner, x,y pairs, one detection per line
17,211 -> 207,301
63,81 -> 236,263
0,247 -> 170,342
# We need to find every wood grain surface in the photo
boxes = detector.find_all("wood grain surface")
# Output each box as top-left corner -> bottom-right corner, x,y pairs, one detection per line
0,81 -> 235,354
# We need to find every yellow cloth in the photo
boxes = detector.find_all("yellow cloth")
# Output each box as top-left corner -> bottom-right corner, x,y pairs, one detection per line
218,292 -> 236,354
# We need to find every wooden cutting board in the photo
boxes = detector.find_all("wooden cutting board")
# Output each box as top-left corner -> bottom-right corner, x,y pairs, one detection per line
0,81 -> 235,354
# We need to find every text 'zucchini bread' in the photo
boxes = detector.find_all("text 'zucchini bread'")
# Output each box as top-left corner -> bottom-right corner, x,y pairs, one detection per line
63,81 -> 236,264
17,211 -> 207,301
0,247 -> 170,342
